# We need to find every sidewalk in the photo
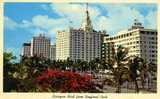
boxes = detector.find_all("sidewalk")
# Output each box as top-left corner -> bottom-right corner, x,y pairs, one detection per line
102,85 -> 156,93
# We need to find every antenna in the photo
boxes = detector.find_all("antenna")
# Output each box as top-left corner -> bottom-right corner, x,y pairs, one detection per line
86,3 -> 88,11
134,19 -> 138,23
69,20 -> 73,29
86,3 -> 88,12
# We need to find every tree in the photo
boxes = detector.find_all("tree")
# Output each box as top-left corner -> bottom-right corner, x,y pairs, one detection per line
128,56 -> 142,93
3,52 -> 17,92
89,59 -> 97,72
148,62 -> 157,73
111,45 -> 129,93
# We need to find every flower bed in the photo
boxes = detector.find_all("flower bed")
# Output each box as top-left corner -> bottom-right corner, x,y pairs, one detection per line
35,69 -> 97,92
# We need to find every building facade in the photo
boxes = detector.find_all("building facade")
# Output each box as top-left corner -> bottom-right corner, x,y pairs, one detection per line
50,45 -> 56,60
103,20 -> 157,64
101,33 -> 109,61
56,5 -> 105,62
21,43 -> 31,57
31,34 -> 50,59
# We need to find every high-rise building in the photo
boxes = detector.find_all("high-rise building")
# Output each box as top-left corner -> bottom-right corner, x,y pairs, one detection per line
21,43 -> 31,57
56,4 -> 105,62
101,33 -> 109,61
31,34 -> 50,59
103,19 -> 157,64
50,45 -> 56,60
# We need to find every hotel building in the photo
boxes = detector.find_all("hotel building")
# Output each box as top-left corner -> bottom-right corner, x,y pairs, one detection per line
21,43 -> 31,57
30,34 -> 50,59
103,19 -> 157,64
56,5 -> 105,62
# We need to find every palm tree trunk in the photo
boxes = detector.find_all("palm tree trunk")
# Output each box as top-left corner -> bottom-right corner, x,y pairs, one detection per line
117,83 -> 121,93
116,79 -> 121,93
135,80 -> 139,93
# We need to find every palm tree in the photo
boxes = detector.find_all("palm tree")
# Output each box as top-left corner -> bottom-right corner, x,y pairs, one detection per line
66,57 -> 73,70
80,61 -> 89,71
139,59 -> 149,90
148,62 -> 157,73
89,59 -> 97,72
128,56 -> 142,92
94,58 -> 103,72
113,45 -> 129,93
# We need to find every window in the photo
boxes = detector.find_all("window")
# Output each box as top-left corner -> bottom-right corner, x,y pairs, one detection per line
140,31 -> 145,34
151,37 -> 155,40
151,32 -> 154,35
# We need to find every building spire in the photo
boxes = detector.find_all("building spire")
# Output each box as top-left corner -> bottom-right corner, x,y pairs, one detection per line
86,3 -> 88,13
81,3 -> 93,32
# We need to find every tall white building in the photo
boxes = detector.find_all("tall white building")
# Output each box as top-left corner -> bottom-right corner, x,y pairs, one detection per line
56,4 -> 104,62
103,19 -> 157,64
21,43 -> 31,57
31,34 -> 50,59
50,45 -> 56,60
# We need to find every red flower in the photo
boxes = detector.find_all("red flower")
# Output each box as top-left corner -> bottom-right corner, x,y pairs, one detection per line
34,69 -> 94,92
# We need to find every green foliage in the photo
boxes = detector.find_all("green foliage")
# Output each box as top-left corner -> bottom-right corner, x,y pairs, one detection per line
3,48 -> 157,92
3,52 -> 17,92
148,62 -> 157,72
105,45 -> 129,93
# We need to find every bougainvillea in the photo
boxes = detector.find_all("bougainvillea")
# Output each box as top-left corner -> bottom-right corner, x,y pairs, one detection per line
34,68 -> 96,92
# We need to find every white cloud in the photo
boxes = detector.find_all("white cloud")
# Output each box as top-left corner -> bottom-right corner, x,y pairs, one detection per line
20,20 -> 33,28
4,16 -> 33,30
48,3 -> 151,36
40,4 -> 49,10
32,15 -> 68,30
5,4 -> 157,39
50,3 -> 100,29
4,15 -> 69,44
94,4 -> 145,35
145,10 -> 157,29
32,28 -> 47,36
4,16 -> 18,30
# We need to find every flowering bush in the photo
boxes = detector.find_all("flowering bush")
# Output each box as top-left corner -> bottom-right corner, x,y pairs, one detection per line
34,69 -> 97,92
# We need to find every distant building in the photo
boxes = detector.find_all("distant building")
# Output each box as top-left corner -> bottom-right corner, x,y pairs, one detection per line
103,19 -> 157,64
101,33 -> 109,61
31,34 -> 50,59
50,45 -> 56,60
21,43 -> 31,57
56,4 -> 105,62
101,41 -> 115,62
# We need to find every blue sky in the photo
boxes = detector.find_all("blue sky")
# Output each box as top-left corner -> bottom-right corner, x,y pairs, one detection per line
4,3 -> 157,61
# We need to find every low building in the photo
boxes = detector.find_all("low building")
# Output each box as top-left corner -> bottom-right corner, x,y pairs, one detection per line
50,45 -> 56,60
21,43 -> 31,57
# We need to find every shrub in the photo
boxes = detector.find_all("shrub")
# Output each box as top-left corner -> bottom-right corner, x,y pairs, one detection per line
35,69 -> 97,92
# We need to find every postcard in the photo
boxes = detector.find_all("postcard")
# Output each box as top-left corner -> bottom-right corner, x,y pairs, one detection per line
1,0 -> 159,99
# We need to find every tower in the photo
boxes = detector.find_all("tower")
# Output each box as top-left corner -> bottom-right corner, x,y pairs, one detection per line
56,3 -> 102,62
131,19 -> 144,29
81,3 -> 93,32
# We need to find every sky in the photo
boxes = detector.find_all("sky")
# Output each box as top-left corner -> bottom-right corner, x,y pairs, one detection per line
4,3 -> 157,61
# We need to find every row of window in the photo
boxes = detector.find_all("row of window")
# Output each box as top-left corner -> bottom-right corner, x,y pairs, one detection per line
141,36 -> 156,40
140,31 -> 157,35
106,31 -> 157,41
